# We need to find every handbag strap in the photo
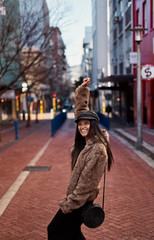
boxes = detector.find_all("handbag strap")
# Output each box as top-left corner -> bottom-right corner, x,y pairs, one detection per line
102,168 -> 106,210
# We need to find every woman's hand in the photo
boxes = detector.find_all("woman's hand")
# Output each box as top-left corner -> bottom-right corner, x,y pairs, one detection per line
81,78 -> 90,87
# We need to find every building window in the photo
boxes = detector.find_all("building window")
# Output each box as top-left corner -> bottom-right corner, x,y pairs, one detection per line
119,63 -> 123,74
125,5 -> 131,26
113,0 -> 116,10
143,1 -> 148,34
151,0 -> 154,28
114,65 -> 117,74
119,18 -> 123,34
126,1 -> 131,8
113,28 -> 117,41
119,0 -> 123,18
153,0 -> 154,27
126,66 -> 131,74
136,9 -> 139,25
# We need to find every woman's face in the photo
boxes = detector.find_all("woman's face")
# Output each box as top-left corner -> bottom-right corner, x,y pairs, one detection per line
78,119 -> 90,140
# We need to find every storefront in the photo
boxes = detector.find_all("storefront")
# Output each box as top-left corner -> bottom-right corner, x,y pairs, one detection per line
99,74 -> 134,125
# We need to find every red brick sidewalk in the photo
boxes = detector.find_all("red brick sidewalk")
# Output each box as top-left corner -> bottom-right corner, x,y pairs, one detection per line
0,117 -> 154,239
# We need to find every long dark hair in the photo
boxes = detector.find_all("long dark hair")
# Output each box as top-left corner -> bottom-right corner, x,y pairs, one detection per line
71,120 -> 114,171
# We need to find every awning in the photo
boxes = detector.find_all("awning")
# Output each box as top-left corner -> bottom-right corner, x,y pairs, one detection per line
99,74 -> 134,83
0,90 -> 15,99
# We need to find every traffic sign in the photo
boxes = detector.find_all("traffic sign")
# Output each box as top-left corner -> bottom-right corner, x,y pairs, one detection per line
129,52 -> 137,64
141,64 -> 154,80
0,6 -> 6,15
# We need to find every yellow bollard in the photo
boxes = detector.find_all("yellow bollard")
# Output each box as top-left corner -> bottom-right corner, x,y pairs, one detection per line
53,98 -> 56,111
40,100 -> 43,116
102,96 -> 106,114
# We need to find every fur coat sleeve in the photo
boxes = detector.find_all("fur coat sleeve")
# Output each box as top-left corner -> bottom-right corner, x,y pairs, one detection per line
74,85 -> 90,119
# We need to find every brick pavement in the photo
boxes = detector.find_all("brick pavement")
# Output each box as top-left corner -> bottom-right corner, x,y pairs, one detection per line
0,116 -> 154,240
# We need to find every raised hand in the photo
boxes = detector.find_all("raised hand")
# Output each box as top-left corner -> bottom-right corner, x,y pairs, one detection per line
81,78 -> 90,87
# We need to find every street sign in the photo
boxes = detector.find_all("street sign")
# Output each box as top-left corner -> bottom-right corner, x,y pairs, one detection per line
141,64 -> 154,80
0,6 -> 6,15
129,52 -> 137,64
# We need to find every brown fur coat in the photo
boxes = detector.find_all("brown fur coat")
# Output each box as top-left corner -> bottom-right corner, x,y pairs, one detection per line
59,85 -> 108,213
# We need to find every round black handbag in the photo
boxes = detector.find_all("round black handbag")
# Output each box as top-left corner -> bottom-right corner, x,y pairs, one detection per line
81,202 -> 105,228
81,170 -> 106,228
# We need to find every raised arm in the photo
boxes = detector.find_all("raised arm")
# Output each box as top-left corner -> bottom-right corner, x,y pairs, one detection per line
74,78 -> 90,120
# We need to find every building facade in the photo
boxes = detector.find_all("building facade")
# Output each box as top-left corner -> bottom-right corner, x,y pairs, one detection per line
82,26 -> 92,79
106,0 -> 134,124
92,0 -> 109,88
49,27 -> 67,98
133,0 -> 154,129
91,0 -> 109,112
0,0 -> 21,120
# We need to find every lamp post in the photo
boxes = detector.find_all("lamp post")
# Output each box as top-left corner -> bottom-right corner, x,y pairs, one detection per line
131,25 -> 146,150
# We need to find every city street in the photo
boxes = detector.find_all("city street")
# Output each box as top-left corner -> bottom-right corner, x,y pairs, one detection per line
0,113 -> 154,240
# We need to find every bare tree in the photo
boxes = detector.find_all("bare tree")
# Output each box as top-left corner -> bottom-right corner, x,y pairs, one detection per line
0,0 -> 71,139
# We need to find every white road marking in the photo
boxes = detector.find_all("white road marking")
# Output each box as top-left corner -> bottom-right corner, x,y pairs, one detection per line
0,138 -> 52,218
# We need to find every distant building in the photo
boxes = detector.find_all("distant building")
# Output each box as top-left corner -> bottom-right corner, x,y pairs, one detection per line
98,0 -> 134,125
21,0 -> 51,114
0,0 -> 21,120
70,65 -> 82,84
49,27 -> 68,99
81,27 -> 92,79
91,0 -> 108,89
91,0 -> 111,112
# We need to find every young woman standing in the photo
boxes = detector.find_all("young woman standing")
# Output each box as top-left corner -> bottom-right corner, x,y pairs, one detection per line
47,78 -> 114,240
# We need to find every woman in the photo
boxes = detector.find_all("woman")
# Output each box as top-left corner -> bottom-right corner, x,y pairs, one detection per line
47,78 -> 114,240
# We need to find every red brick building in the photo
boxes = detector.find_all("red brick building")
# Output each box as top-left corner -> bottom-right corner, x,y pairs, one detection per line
49,27 -> 67,98
133,0 -> 154,128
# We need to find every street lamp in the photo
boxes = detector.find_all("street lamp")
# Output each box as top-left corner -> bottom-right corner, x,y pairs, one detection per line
131,25 -> 146,150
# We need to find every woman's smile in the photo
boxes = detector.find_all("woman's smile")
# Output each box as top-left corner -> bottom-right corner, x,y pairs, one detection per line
78,119 -> 90,140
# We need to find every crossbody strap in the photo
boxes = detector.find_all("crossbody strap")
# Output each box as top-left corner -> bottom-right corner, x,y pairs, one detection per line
102,168 -> 106,210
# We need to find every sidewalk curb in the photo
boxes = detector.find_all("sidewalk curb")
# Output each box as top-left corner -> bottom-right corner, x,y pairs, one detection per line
114,128 -> 154,160
109,130 -> 154,168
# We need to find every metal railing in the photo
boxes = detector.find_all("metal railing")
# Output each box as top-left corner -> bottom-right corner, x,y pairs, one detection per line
51,112 -> 67,136
97,112 -> 110,130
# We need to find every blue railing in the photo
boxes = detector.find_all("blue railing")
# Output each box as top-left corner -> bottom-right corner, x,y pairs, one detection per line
97,112 -> 110,130
51,112 -> 67,136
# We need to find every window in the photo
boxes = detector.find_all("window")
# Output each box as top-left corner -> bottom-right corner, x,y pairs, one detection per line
153,0 -> 154,27
143,1 -> 148,34
114,65 -> 117,74
119,0 -> 123,18
119,63 -> 123,74
125,5 -> 131,26
113,0 -> 116,10
136,9 -> 139,25
151,0 -> 154,28
126,0 -> 131,8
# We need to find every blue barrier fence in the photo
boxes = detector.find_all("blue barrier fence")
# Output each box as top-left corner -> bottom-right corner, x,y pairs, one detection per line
97,112 -> 110,130
51,112 -> 67,136
15,120 -> 18,140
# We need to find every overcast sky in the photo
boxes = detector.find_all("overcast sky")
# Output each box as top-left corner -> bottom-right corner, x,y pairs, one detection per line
46,0 -> 92,66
